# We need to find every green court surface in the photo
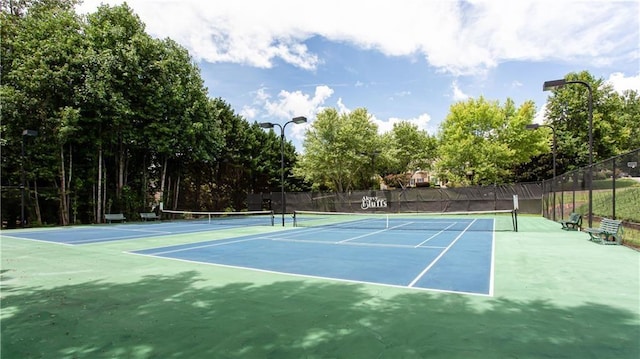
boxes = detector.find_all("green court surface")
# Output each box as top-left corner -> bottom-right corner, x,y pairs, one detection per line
1,216 -> 639,358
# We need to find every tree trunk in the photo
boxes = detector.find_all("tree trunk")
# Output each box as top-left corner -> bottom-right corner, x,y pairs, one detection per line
117,140 -> 124,200
59,143 -> 69,226
68,143 -> 73,224
33,179 -> 42,225
97,147 -> 103,223
160,156 -> 168,208
173,174 -> 180,210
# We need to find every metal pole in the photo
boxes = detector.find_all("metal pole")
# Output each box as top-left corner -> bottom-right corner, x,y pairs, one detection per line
551,127 -> 557,221
259,117 -> 306,227
566,81 -> 593,227
543,79 -> 593,226
280,125 -> 285,226
586,84 -> 594,227
21,135 -> 25,228
612,157 -> 616,220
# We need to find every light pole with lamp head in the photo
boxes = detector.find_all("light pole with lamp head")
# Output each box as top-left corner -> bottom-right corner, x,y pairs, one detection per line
259,116 -> 307,226
526,123 -> 557,221
21,129 -> 38,227
543,79 -> 593,227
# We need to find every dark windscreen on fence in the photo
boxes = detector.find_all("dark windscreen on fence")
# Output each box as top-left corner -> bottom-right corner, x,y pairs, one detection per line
249,183 -> 543,214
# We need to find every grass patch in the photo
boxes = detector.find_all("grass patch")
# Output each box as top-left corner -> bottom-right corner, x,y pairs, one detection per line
554,181 -> 640,248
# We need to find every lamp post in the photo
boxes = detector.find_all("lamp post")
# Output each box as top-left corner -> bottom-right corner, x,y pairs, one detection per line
543,79 -> 593,227
526,123 -> 557,221
259,116 -> 307,226
21,129 -> 38,227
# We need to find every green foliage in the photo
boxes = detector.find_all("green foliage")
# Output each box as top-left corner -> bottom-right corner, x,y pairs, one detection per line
0,1 -> 286,225
295,108 -> 380,192
437,97 -> 544,186
543,71 -> 639,171
384,122 -> 437,174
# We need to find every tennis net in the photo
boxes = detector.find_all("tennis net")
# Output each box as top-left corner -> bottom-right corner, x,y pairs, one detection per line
161,209 -> 274,226
293,210 -> 517,232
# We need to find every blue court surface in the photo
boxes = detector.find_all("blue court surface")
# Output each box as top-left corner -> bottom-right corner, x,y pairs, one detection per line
1,221 -> 258,245
131,218 -> 495,296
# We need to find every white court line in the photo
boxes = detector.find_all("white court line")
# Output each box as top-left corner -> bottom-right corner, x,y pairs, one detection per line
270,237 -> 446,249
125,251 -> 491,297
488,219 -> 497,297
146,237 -> 265,256
99,227 -> 173,234
337,222 -> 414,243
0,234 -> 75,246
408,219 -> 478,287
414,223 -> 457,248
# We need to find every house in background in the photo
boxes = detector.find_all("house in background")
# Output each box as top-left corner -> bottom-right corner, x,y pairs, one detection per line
409,170 -> 435,187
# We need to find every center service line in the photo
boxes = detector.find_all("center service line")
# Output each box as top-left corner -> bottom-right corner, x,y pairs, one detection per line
408,219 -> 477,287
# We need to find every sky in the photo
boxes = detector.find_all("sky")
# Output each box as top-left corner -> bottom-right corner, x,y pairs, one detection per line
75,0 -> 640,151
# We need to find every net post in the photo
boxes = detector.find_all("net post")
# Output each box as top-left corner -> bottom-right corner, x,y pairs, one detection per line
292,211 -> 297,227
512,195 -> 519,232
271,210 -> 275,226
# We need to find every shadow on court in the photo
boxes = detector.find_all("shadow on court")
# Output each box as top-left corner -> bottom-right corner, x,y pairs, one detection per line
2,271 -> 638,359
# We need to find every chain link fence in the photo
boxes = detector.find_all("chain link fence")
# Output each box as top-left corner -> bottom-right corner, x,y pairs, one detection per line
542,148 -> 640,239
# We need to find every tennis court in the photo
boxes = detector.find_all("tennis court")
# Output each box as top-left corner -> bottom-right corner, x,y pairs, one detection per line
2,214 -> 639,358
2,210 -> 275,245
130,214 -> 498,295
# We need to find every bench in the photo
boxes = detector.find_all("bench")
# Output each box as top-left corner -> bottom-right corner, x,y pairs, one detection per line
104,213 -> 126,223
560,213 -> 582,231
583,218 -> 624,245
140,212 -> 160,221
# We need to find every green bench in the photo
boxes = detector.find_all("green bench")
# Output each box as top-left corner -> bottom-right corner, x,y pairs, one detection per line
140,212 -> 160,221
560,213 -> 582,231
104,213 -> 126,223
584,218 -> 623,245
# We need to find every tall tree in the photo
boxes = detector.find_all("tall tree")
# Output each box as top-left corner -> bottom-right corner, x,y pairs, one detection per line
437,97 -> 544,185
295,108 -> 380,192
1,0 -> 87,225
542,71 -> 633,170
379,122 -> 438,187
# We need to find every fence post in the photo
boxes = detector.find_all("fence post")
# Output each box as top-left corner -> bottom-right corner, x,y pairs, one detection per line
612,157 -> 616,220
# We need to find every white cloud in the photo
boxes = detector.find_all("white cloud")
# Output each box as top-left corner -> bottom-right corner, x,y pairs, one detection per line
451,81 -> 470,101
373,113 -> 432,135
246,85 -> 335,141
534,103 -> 547,125
336,98 -> 351,114
607,72 -> 640,94
76,0 -> 638,76
239,106 -> 257,120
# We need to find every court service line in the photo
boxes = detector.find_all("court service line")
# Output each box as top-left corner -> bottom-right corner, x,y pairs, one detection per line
73,233 -> 171,244
0,234 -> 75,246
337,222 -> 414,243
408,219 -> 477,287
270,237 -> 446,249
414,223 -> 457,247
145,237 -> 263,256
102,227 -> 173,234
125,251 -> 491,297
